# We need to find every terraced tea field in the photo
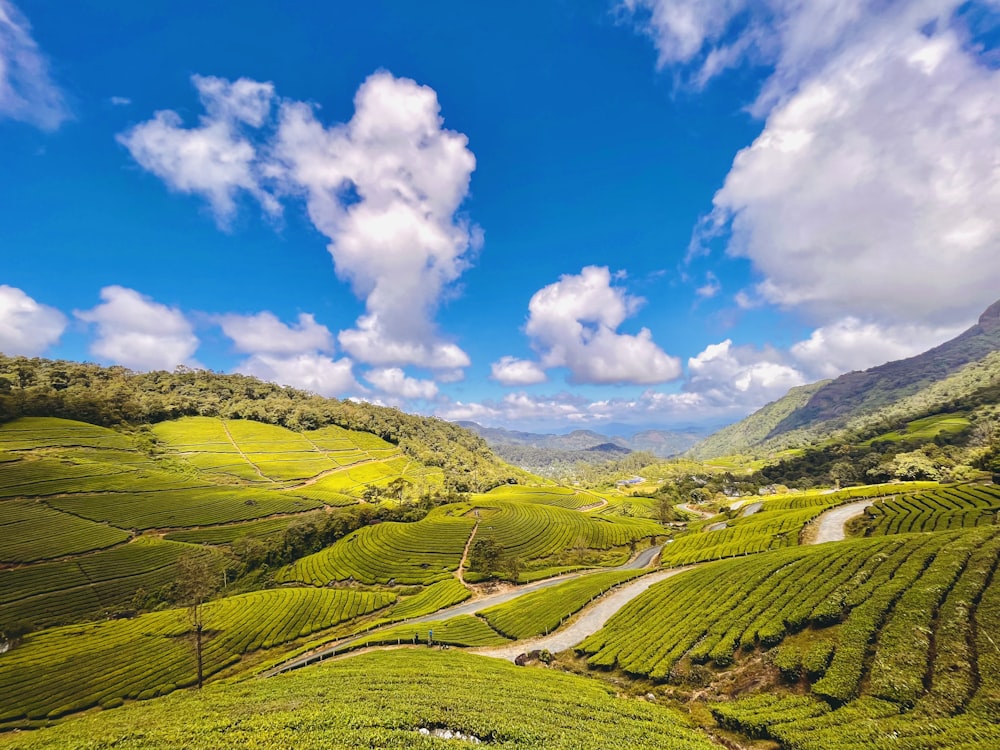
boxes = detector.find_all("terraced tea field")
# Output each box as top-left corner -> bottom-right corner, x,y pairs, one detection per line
4,409 -> 998,749
0,500 -> 130,563
857,482 -> 1000,535
354,614 -> 512,649
578,525 -> 1000,743
0,537 -> 216,628
277,511 -> 476,585
470,496 -> 662,562
0,650 -> 718,749
0,588 -> 395,723
656,483 -> 936,567
151,417 -> 440,492
478,569 -> 646,639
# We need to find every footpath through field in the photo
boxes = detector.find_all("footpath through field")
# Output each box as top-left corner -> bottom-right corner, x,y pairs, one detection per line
263,542 -> 665,676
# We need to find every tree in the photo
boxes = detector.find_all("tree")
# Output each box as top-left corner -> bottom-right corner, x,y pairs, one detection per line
501,554 -> 523,583
469,538 -> 504,578
175,553 -> 219,689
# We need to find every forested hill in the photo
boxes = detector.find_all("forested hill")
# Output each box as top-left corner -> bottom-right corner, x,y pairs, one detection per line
691,299 -> 1000,459
0,355 -> 519,492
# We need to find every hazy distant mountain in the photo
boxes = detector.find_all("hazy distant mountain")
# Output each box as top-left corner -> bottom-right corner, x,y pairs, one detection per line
690,299 -> 1000,459
457,422 -> 704,469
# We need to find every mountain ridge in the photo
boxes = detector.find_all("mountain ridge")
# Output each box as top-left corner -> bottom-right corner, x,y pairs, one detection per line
690,298 -> 1000,459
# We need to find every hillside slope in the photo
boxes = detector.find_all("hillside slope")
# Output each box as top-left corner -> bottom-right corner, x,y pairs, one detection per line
691,299 -> 1000,458
0,356 -> 518,491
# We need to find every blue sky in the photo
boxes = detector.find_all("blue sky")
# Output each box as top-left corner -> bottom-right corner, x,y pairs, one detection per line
2,1 -> 999,433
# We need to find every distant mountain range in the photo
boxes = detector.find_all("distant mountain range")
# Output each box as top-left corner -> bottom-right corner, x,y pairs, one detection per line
456,422 -> 705,474
458,423 -> 704,457
690,299 -> 1000,459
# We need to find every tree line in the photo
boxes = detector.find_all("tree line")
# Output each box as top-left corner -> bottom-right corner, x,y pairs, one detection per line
0,355 -> 519,492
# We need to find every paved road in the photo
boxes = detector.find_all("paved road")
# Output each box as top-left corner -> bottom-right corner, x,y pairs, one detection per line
471,568 -> 690,661
740,501 -> 763,517
810,499 -> 872,544
678,503 -> 715,519
264,543 -> 665,676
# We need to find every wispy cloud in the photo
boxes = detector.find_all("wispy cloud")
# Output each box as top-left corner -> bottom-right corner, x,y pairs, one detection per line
0,0 -> 69,129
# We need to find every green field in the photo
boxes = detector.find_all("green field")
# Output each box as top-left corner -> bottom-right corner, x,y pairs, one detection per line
0,650 -> 717,749
857,483 -> 1000,536
479,569 -> 645,639
4,406 -> 999,749
150,417 -> 441,492
470,496 -> 663,563
0,417 -> 135,452
353,614 -> 511,649
376,578 -> 471,622
0,537 -> 215,628
656,484 -> 937,567
863,412 -> 971,445
579,525 -> 1000,737
0,500 -> 130,562
0,588 -> 395,724
44,487 -> 323,530
277,509 -> 476,585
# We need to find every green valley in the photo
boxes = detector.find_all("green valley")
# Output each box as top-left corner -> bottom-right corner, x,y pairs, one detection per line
2,350 -> 1000,749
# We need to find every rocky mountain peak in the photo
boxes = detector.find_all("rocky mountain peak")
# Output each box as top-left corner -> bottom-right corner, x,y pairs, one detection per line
978,298 -> 1000,330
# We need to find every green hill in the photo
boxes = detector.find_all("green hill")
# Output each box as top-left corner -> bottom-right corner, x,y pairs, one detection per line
691,299 -> 1000,459
4,354 -> 1000,749
0,355 -> 521,492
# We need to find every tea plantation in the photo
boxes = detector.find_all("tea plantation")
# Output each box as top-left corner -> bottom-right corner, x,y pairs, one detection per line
3,410 -> 1000,749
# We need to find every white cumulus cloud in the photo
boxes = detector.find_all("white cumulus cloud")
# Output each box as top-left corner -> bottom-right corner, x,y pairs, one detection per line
122,71 -> 478,376
216,311 -> 334,355
117,75 -> 279,224
237,352 -> 360,397
364,367 -> 438,400
75,286 -> 199,371
0,1 -> 68,129
628,1 -> 1000,335
216,309 -> 361,397
490,356 -> 547,386
685,339 -> 807,408
0,284 -> 66,355
271,72 -> 477,372
790,317 -> 965,380
517,265 -> 681,385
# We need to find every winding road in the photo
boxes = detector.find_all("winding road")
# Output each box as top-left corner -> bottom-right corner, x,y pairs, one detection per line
472,567 -> 690,661
810,499 -> 871,544
265,498 -> 875,674
263,543 -> 665,676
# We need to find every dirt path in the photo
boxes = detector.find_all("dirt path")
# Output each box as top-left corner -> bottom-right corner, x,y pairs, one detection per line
284,455 -> 405,489
221,420 -> 271,482
740,501 -> 763,517
808,499 -> 872,544
456,523 -> 479,584
679,503 -> 715,520
575,489 -> 609,512
471,567 -> 691,661
578,498 -> 608,512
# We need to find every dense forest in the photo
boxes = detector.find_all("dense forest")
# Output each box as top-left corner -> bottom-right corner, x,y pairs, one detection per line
0,355 -> 520,492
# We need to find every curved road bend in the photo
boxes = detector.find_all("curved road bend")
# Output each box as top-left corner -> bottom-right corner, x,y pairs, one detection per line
263,543 -> 664,676
472,567 -> 691,661
267,498 -> 872,674
472,498 -> 874,663
810,499 -> 872,544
